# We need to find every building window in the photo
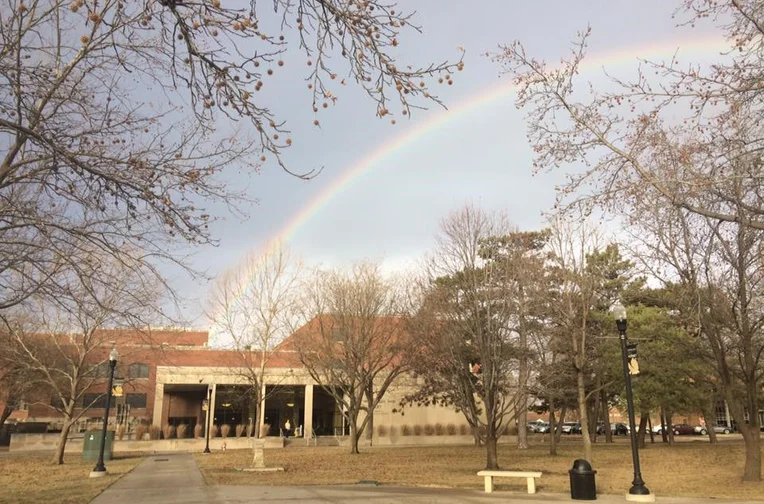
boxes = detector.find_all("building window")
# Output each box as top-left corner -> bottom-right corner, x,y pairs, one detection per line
128,363 -> 150,379
92,362 -> 110,377
126,393 -> 147,409
82,393 -> 113,409
715,401 -> 728,426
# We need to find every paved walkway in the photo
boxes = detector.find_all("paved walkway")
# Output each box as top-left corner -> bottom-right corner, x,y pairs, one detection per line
90,453 -> 763,504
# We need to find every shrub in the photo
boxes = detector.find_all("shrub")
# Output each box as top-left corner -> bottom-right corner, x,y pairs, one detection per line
194,424 -> 203,438
134,424 -> 148,441
260,423 -> 270,438
401,425 -> 411,436
377,425 -> 389,437
424,424 -> 435,436
446,424 -> 457,435
162,424 -> 176,440
116,424 -> 126,440
434,423 -> 446,436
176,424 -> 188,439
413,425 -> 422,436
459,424 -> 470,436
149,425 -> 161,440
220,424 -> 231,438
210,424 -> 219,438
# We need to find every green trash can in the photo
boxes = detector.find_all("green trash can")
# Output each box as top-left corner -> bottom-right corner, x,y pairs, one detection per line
82,430 -> 114,462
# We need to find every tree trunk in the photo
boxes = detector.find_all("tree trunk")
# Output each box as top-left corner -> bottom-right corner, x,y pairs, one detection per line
555,406 -> 567,444
549,402 -> 558,456
590,375 -> 602,443
576,369 -> 592,461
700,403 -> 717,444
601,394 -> 612,444
637,412 -> 648,449
740,425 -> 762,482
517,320 -> 529,450
349,422 -> 360,454
53,421 -> 73,465
647,415 -> 655,444
666,411 -> 675,446
0,404 -> 13,430
485,435 -> 499,469
364,383 -> 374,446
726,394 -> 761,481
659,408 -> 668,443
517,408 -> 528,449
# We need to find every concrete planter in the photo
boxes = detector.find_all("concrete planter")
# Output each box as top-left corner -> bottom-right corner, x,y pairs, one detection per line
9,432 -> 284,453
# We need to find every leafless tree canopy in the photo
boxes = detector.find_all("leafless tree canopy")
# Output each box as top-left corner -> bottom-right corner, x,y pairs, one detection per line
404,206 -> 533,469
0,0 -> 462,310
207,243 -> 302,440
0,259 -> 164,464
496,1 -> 764,229
295,261 -> 409,454
629,190 -> 764,481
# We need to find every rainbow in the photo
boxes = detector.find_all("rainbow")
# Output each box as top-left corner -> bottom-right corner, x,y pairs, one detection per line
225,35 -> 729,294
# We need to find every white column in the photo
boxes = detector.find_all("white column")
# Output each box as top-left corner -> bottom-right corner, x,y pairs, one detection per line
209,384 -> 217,436
258,383 -> 266,436
152,383 -> 164,427
304,384 -> 314,445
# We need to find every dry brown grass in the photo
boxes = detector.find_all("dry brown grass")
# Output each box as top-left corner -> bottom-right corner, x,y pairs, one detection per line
0,453 -> 142,504
194,440 -> 764,500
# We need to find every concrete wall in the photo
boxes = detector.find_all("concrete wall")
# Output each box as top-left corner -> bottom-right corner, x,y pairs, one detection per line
9,432 -> 284,453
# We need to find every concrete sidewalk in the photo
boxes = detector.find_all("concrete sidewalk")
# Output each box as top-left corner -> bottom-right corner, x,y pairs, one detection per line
90,453 -> 209,504
90,453 -> 763,504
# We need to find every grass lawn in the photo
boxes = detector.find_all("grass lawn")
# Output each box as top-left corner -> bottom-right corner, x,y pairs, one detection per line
0,453 -> 143,504
195,440 -> 764,500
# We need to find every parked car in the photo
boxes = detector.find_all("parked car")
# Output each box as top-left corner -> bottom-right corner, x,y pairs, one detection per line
611,423 -> 628,436
712,424 -> 733,434
694,425 -> 708,435
651,424 -> 665,434
672,423 -> 696,435
527,420 -> 550,433
561,422 -> 582,434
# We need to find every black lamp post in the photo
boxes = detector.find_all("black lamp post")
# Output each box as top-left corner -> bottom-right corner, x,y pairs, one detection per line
203,386 -> 212,454
613,303 -> 651,499
91,348 -> 118,477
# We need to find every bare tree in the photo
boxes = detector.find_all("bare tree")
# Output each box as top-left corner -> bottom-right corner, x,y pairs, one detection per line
295,262 -> 409,454
496,3 -> 764,230
403,206 -> 528,469
207,243 -> 302,446
0,337 -> 34,430
0,0 -> 463,312
0,257 -> 164,465
629,192 -> 764,481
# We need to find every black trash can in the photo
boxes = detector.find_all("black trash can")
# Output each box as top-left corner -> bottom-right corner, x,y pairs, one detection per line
569,459 -> 597,500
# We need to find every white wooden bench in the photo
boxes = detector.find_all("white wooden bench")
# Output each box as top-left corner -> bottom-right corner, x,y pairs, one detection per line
477,470 -> 543,494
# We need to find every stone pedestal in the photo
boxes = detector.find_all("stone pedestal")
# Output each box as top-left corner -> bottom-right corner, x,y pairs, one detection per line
252,438 -> 265,468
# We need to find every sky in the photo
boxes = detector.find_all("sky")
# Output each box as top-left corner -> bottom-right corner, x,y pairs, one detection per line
170,0 -> 728,327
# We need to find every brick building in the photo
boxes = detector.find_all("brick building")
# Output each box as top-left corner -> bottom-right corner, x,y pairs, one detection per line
2,324 -> 464,440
